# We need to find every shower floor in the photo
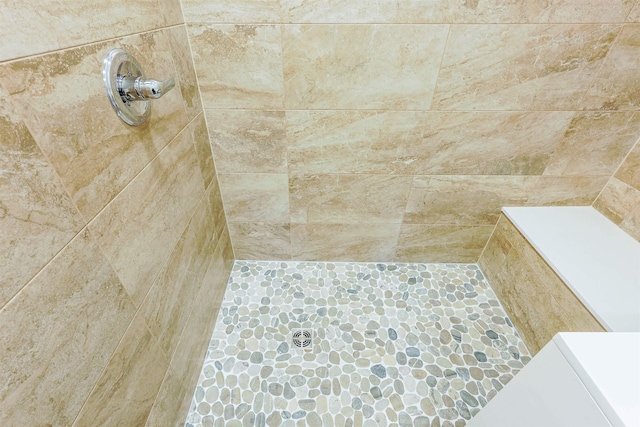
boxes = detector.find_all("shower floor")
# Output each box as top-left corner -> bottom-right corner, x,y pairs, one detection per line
184,261 -> 531,427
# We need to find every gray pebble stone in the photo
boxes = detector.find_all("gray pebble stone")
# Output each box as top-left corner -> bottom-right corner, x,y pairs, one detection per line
371,364 -> 386,378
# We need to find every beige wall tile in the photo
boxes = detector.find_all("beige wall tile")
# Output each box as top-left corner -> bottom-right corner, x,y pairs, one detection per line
0,0 -> 175,61
218,173 -> 289,222
404,176 -> 531,225
188,24 -> 284,109
628,3 -> 640,21
395,224 -> 494,263
478,222 -> 512,276
620,202 -> 640,240
290,174 -> 412,224
171,227 -> 233,386
88,125 -> 205,307
615,142 -> 640,190
0,84 -> 84,307
229,222 -> 291,259
582,24 -> 640,110
170,26 -> 204,121
291,223 -> 401,261
432,24 -> 620,111
594,177 -> 640,225
208,110 -> 287,173
0,230 -> 136,426
191,113 -> 216,189
396,0 -> 635,24
207,177 -> 229,242
527,176 -> 609,206
182,0 -> 283,23
284,0 -> 399,23
544,112 -> 640,176
287,110 -> 573,175
140,187 -> 218,357
145,367 -> 191,427
0,30 -> 189,220
73,312 -> 169,427
283,24 -> 449,109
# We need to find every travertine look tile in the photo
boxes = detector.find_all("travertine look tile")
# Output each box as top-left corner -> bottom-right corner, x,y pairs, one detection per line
620,202 -> 640,240
404,176 -> 531,225
290,174 -> 412,223
628,3 -> 640,21
218,173 -> 289,222
190,113 -> 216,189
396,0 -> 636,24
544,112 -> 640,176
0,230 -> 136,426
207,110 -> 287,173
395,224 -> 494,263
283,24 -> 449,109
594,177 -> 640,225
0,84 -> 84,308
182,0 -> 283,23
228,222 -> 291,259
615,142 -> 640,190
171,227 -> 233,388
207,177 -> 228,242
158,0 -> 185,26
0,0 -> 172,61
582,25 -> 640,110
145,367 -> 191,427
88,125 -> 205,308
526,176 -> 608,206
0,30 -> 188,220
141,187 -> 218,357
480,215 -> 606,354
432,24 -> 620,111
287,111 -> 574,175
284,0 -> 400,23
73,312 -> 169,427
169,26 -> 203,121
291,223 -> 401,261
188,24 -> 284,109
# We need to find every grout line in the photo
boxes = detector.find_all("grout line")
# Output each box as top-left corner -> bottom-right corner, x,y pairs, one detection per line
429,23 -> 452,109
591,135 -> 640,206
0,24 -> 185,65
184,21 -> 637,26
200,107 -> 634,113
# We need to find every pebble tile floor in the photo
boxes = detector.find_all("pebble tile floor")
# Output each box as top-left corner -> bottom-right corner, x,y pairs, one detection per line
185,261 -> 531,427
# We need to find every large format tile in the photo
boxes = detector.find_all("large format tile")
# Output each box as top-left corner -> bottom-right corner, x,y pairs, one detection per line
73,312 -> 169,427
432,24 -> 620,111
395,224 -> 494,262
0,84 -> 84,307
291,223 -> 401,261
615,142 -> 640,190
0,29 -> 188,221
0,0 -> 179,61
404,176 -> 531,226
88,125 -> 205,307
290,174 -> 412,224
182,0 -> 283,23
188,24 -> 284,109
543,112 -> 640,176
283,24 -> 449,109
287,111 -> 573,175
228,222 -> 291,260
170,26 -> 204,121
526,176 -> 608,206
582,25 -> 640,110
140,187 -> 218,358
594,177 -> 640,226
0,230 -> 136,426
218,173 -> 289,222
145,367 -> 191,427
190,113 -> 216,190
207,110 -> 287,173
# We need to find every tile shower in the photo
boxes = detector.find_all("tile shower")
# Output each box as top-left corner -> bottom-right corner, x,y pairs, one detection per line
185,262 -> 531,427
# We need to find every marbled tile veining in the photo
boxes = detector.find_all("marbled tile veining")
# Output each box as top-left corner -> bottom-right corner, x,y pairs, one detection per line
185,261 -> 531,427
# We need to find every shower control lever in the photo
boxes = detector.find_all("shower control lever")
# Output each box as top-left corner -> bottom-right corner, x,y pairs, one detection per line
102,48 -> 176,126
118,75 -> 175,101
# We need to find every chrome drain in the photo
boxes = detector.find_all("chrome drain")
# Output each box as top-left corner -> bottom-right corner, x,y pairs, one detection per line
291,329 -> 313,349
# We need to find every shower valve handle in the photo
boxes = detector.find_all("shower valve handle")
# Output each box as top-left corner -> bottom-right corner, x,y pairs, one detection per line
118,75 -> 175,101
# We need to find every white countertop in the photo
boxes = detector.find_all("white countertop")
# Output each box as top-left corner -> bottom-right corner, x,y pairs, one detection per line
554,333 -> 640,427
503,206 -> 640,332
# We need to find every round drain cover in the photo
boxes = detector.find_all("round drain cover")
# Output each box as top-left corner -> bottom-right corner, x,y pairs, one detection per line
292,330 -> 312,348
